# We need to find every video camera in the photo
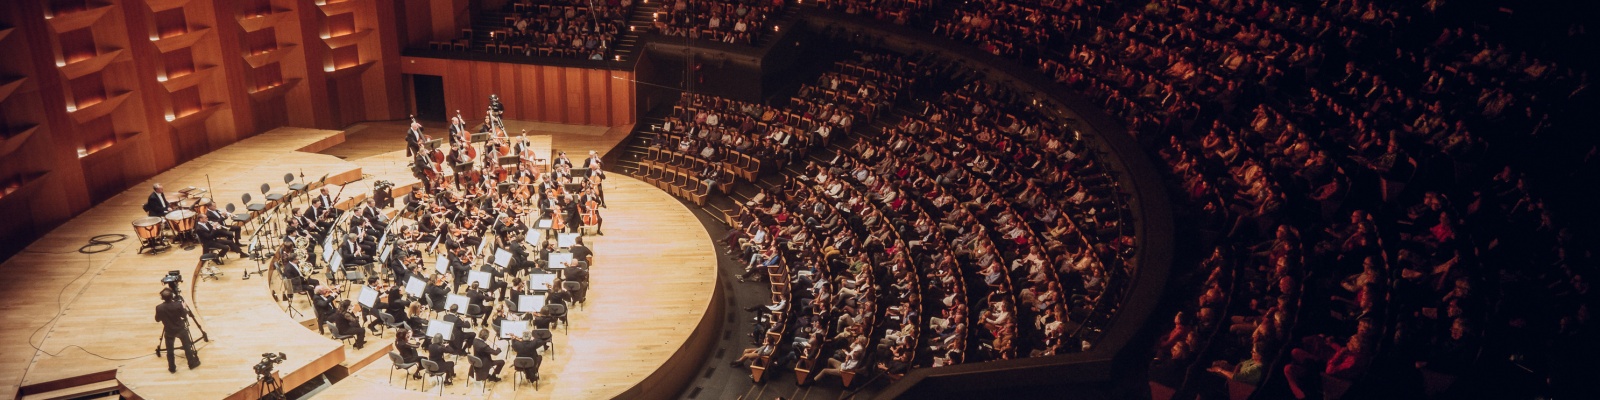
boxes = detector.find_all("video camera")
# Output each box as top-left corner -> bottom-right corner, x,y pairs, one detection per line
254,352 -> 287,379
162,270 -> 183,295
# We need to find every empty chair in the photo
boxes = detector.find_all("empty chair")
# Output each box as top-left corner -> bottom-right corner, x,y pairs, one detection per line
541,303 -> 568,333
262,183 -> 284,206
562,281 -> 585,309
531,329 -> 555,359
389,351 -> 419,389
464,304 -> 486,327
243,193 -> 265,214
377,311 -> 408,337
420,359 -> 449,395
285,173 -> 307,205
466,355 -> 490,394
326,322 -> 356,345
226,203 -> 250,224
512,357 -> 540,391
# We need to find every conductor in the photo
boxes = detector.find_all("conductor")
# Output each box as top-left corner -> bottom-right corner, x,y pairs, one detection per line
156,288 -> 201,372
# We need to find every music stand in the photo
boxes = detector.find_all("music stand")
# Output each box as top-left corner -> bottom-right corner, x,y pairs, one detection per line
546,252 -> 572,270
404,276 -> 427,298
517,295 -> 546,313
426,319 -> 455,341
557,233 -> 579,248
444,294 -> 469,315
527,273 -> 557,294
500,320 -> 529,340
467,271 -> 493,289
357,286 -> 380,308
493,248 -> 513,268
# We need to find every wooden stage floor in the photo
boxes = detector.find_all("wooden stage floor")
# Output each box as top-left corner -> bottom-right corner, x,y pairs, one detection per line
0,123 -> 719,400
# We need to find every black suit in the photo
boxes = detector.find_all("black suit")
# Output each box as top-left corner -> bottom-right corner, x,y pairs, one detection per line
156,300 -> 200,371
406,128 -> 424,156
144,192 -> 171,217
312,295 -> 336,334
206,209 -> 242,241
341,241 -> 373,268
471,339 -> 505,378
197,221 -> 244,256
427,340 -> 457,379
509,338 -> 544,382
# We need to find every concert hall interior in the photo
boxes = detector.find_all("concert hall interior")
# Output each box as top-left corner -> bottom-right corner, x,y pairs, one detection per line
1,0 -> 1598,400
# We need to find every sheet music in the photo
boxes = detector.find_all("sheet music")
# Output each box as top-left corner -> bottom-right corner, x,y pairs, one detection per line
376,231 -> 390,257
426,319 -> 455,341
536,219 -> 552,229
357,286 -> 380,308
517,295 -> 546,313
405,276 -> 426,297
329,253 -> 343,270
524,227 -> 543,246
322,236 -> 337,263
501,320 -> 529,339
380,244 -> 395,265
557,232 -> 579,248
445,294 -> 470,313
434,254 -> 450,275
528,273 -> 558,292
467,271 -> 493,289
547,252 -> 572,270
494,248 -> 513,267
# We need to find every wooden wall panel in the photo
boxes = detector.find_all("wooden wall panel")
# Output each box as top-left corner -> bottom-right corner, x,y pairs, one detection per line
398,56 -> 633,126
0,0 -> 405,260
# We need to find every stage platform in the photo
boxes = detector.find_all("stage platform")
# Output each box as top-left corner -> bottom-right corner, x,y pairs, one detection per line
0,121 -> 721,400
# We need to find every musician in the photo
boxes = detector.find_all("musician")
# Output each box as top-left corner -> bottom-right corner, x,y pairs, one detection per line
144,184 -> 173,217
580,189 -> 604,235
312,286 -> 338,334
552,151 -> 572,168
424,275 -> 450,312
449,248 -> 473,290
203,206 -> 241,241
562,198 -> 582,234
471,329 -> 506,381
569,236 -> 594,266
195,214 -> 244,260
509,334 -> 544,382
334,299 -> 369,349
280,255 -> 317,296
359,198 -> 389,232
388,250 -> 415,285
314,188 -> 342,219
341,235 -> 374,268
448,114 -> 468,138
395,329 -> 423,375
406,121 -> 425,157
478,115 -> 496,134
583,150 -> 603,170
426,334 -> 458,385
452,145 -> 476,187
156,288 -> 201,372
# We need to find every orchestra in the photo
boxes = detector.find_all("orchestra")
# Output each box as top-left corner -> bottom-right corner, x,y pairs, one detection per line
132,94 -> 598,388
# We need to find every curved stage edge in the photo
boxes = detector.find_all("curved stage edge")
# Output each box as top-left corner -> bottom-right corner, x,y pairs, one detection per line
0,127 -> 723,400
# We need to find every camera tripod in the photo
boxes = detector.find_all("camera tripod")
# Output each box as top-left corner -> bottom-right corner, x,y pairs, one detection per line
258,372 -> 285,400
155,291 -> 211,356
